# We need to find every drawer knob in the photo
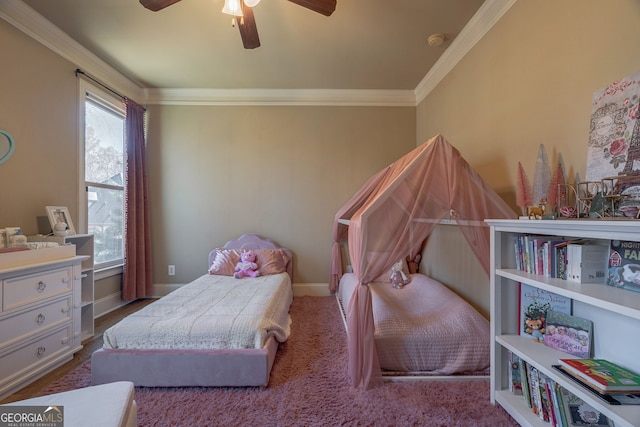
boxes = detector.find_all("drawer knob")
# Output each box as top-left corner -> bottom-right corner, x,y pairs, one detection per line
36,281 -> 47,292
61,306 -> 69,313
61,337 -> 70,344
36,346 -> 46,358
35,313 -> 46,325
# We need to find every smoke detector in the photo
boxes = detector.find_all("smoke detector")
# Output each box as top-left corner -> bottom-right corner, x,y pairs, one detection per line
427,33 -> 445,47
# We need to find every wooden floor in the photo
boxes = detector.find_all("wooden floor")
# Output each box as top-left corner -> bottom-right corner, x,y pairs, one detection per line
0,298 -> 155,404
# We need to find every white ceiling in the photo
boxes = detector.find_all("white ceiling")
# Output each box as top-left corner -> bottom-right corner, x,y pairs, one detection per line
4,0 -> 515,104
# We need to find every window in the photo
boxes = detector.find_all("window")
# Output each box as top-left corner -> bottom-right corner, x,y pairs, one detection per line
81,84 -> 125,269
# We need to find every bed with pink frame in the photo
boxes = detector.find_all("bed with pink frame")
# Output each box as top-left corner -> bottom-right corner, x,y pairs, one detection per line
91,234 -> 293,388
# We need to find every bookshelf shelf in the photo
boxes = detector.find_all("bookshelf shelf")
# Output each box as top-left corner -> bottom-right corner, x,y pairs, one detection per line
487,219 -> 640,427
496,269 -> 640,320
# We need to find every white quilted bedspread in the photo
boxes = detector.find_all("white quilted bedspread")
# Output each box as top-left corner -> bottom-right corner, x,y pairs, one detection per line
103,272 -> 293,350
338,273 -> 490,374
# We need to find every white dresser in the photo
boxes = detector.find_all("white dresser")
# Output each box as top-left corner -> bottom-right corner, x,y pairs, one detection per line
0,251 -> 85,401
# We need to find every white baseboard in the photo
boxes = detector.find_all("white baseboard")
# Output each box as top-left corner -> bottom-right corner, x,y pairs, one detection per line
292,283 -> 331,296
94,293 -> 130,319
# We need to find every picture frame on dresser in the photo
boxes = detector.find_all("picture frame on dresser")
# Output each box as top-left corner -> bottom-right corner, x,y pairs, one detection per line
487,219 -> 640,427
45,206 -> 76,235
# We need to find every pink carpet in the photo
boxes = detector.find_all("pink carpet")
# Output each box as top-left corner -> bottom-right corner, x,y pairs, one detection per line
36,296 -> 517,426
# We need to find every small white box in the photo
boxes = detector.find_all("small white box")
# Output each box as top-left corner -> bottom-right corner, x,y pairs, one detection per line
567,243 -> 609,283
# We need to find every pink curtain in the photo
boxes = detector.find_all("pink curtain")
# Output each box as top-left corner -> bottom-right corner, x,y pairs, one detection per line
333,135 -> 517,389
122,99 -> 153,300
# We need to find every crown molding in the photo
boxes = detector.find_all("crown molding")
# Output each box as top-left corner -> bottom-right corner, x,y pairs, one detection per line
414,0 -> 517,104
0,0 -> 145,102
2,0 -> 514,107
144,88 -> 416,106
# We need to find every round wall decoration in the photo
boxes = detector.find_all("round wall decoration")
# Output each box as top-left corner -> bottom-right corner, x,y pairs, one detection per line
0,130 -> 15,165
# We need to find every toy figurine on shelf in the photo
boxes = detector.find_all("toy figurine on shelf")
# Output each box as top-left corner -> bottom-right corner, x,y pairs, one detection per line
527,200 -> 546,220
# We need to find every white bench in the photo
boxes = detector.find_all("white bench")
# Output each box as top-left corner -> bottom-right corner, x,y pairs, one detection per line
1,381 -> 136,427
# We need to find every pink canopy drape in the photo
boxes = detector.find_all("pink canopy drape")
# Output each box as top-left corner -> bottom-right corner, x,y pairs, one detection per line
330,135 -> 517,389
123,99 -> 153,300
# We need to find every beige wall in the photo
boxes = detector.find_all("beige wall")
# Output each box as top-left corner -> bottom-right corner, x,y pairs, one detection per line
0,20 -> 80,232
5,0 -> 640,298
421,224 -> 489,318
418,0 -> 640,210
146,105 -> 416,284
0,17 -> 416,288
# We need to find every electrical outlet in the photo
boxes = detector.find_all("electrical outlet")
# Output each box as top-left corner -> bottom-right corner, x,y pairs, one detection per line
168,265 -> 175,276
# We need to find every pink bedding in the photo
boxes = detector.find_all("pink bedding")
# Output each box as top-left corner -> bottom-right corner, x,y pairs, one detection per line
338,273 -> 490,374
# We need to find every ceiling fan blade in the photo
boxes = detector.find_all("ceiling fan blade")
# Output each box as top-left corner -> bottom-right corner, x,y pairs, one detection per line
139,0 -> 182,12
238,2 -> 260,49
287,0 -> 336,16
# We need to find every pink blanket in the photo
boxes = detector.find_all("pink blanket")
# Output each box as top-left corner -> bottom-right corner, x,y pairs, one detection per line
338,273 -> 490,373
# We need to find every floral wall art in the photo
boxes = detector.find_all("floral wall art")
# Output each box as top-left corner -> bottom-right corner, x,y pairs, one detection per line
586,70 -> 640,181
586,71 -> 640,217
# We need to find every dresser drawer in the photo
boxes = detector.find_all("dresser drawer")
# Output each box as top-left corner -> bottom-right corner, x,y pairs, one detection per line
3,267 -> 73,311
0,326 -> 73,385
0,296 -> 72,348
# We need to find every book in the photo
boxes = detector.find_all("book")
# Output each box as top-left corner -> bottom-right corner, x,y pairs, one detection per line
557,385 -> 614,426
544,240 -> 567,278
514,234 -> 549,274
538,372 -> 552,422
553,365 -> 640,405
544,310 -> 593,358
544,377 -> 560,426
520,283 -> 572,342
529,365 -> 542,415
559,358 -> 640,393
509,351 -> 523,395
566,242 -> 609,283
543,376 -> 560,427
532,237 -> 554,276
551,380 -> 567,427
520,358 -> 532,408
554,240 -> 570,280
607,239 -> 640,293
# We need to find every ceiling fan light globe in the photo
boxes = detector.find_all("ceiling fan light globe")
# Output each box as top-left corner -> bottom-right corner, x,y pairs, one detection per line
222,0 -> 243,16
243,0 -> 261,7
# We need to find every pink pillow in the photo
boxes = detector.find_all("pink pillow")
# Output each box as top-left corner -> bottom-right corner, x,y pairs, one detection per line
208,248 -> 241,276
256,249 -> 290,275
209,248 -> 289,276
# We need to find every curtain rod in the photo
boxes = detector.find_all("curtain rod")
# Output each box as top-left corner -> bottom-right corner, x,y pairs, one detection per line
75,68 -> 126,101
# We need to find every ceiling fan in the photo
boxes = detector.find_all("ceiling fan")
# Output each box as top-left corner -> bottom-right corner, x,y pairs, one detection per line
139,0 -> 337,49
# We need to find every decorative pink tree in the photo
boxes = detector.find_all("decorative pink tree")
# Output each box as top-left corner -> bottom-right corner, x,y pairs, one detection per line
516,161 -> 532,215
547,160 -> 567,212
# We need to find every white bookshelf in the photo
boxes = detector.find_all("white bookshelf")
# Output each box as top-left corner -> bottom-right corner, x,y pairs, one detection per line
486,219 -> 640,427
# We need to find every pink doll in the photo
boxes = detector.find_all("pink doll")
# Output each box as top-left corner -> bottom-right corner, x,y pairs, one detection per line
234,250 -> 260,279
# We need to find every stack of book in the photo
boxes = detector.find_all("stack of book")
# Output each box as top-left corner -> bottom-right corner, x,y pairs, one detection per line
555,359 -> 640,399
513,235 -> 608,283
509,352 -> 617,426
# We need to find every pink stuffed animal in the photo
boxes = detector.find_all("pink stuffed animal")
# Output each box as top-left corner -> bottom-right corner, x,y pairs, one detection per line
234,250 -> 260,279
